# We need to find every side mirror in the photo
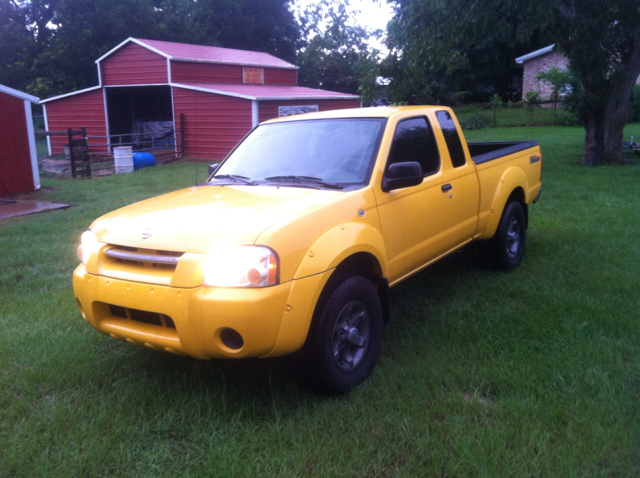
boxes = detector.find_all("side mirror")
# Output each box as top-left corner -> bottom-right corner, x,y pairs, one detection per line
208,163 -> 220,177
381,161 -> 423,192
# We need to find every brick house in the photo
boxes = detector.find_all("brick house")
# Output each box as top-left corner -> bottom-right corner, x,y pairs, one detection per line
516,44 -> 640,100
515,45 -> 568,100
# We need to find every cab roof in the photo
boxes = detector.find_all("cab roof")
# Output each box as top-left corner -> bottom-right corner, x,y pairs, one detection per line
264,105 -> 445,123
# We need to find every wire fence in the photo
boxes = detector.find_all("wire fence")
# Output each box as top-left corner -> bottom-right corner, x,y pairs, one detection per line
454,102 -> 579,130
36,126 -> 185,178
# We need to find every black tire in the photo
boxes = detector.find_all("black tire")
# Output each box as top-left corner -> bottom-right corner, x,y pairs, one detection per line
488,201 -> 526,270
298,275 -> 383,395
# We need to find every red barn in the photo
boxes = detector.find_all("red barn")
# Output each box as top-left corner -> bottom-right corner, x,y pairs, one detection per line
42,38 -> 361,160
0,84 -> 40,196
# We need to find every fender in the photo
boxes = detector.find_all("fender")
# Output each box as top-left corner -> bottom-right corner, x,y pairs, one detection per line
293,222 -> 387,280
478,166 -> 528,240
264,222 -> 387,357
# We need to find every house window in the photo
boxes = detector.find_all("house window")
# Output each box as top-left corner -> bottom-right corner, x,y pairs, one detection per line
243,67 -> 264,84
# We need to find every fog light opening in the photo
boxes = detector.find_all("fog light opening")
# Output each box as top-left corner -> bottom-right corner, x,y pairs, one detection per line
76,298 -> 86,319
220,328 -> 244,349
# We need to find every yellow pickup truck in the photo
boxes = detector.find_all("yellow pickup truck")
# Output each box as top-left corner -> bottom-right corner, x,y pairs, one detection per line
74,106 -> 542,393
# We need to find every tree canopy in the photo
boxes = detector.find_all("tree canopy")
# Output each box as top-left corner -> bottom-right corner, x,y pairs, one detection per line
295,0 -> 382,100
387,0 -> 640,166
382,0 -> 549,104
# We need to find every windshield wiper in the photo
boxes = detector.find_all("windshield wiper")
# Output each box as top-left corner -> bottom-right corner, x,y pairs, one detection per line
211,174 -> 256,185
264,175 -> 344,190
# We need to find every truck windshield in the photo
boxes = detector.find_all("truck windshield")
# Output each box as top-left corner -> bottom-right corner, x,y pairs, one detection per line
212,118 -> 385,186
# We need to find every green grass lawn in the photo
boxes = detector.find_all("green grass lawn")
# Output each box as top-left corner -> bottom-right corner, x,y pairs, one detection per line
1,128 -> 639,477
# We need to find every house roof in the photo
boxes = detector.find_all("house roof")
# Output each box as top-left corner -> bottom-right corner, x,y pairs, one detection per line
96,38 -> 298,70
0,84 -> 39,103
515,44 -> 555,64
174,83 -> 359,101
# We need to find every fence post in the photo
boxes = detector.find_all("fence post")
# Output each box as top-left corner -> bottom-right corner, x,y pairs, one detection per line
68,128 -> 76,178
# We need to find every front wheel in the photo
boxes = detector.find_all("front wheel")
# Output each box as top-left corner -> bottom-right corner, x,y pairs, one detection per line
488,201 -> 526,270
299,276 -> 383,394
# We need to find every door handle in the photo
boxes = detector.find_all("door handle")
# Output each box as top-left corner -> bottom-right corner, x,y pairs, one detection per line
441,183 -> 452,192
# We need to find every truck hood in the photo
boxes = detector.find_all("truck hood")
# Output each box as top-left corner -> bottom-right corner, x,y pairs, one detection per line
91,185 -> 342,253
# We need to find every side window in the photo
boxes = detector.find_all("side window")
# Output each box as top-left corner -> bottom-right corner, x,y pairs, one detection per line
387,117 -> 440,177
436,110 -> 466,168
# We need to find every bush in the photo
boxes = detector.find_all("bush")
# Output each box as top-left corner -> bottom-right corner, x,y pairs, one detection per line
450,91 -> 472,105
556,109 -> 581,126
460,113 -> 491,130
525,91 -> 543,109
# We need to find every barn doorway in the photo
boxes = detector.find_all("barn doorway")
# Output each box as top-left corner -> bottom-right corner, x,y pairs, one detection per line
105,85 -> 174,151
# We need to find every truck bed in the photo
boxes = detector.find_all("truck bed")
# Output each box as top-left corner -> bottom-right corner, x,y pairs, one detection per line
468,141 -> 539,165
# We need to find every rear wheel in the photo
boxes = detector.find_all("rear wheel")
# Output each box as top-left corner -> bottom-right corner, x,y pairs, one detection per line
488,201 -> 526,270
299,275 -> 383,394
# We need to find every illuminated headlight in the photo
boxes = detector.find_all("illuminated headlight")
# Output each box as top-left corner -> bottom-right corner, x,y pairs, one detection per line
77,230 -> 97,265
203,246 -> 278,288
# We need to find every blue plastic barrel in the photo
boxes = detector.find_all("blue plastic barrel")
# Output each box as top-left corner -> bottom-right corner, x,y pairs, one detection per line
133,152 -> 156,170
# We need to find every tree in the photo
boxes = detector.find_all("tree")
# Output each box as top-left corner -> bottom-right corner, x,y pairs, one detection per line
388,0 -> 640,166
0,0 -> 301,98
188,0 -> 301,63
0,1 -> 36,90
539,0 -> 640,165
384,0 -> 549,104
535,67 -> 573,122
296,0 -> 381,100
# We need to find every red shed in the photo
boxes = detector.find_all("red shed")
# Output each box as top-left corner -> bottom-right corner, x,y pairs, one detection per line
0,84 -> 40,196
42,38 -> 361,160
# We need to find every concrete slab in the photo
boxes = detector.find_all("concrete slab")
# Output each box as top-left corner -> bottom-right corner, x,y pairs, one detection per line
0,199 -> 71,220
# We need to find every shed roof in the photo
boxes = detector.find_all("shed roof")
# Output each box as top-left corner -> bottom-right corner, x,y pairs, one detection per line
515,44 -> 555,64
174,83 -> 359,101
97,38 -> 298,70
39,85 -> 102,104
0,84 -> 39,103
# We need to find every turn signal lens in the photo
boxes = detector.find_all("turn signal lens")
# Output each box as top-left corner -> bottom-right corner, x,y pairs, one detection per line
202,246 -> 279,288
78,230 -> 98,265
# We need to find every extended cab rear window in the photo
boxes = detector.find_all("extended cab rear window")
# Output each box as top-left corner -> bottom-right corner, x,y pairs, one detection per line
436,110 -> 466,168
387,117 -> 440,176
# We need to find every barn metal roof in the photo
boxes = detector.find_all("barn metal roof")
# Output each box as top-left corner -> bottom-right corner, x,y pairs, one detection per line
174,82 -> 359,101
39,85 -> 102,104
96,38 -> 298,70
0,84 -> 39,103
39,82 -> 359,105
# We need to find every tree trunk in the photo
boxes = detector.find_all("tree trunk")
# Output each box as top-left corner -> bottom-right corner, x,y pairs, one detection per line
580,79 -> 635,166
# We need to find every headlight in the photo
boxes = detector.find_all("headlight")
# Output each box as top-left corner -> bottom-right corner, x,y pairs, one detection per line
78,230 -> 97,265
202,246 -> 278,288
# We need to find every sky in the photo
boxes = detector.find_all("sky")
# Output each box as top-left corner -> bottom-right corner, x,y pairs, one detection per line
292,0 -> 395,33
292,0 -> 395,52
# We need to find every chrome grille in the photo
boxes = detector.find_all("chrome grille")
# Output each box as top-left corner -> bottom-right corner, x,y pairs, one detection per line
105,246 -> 183,269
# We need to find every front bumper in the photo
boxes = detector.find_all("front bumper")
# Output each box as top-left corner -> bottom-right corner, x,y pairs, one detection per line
73,265 -> 329,359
